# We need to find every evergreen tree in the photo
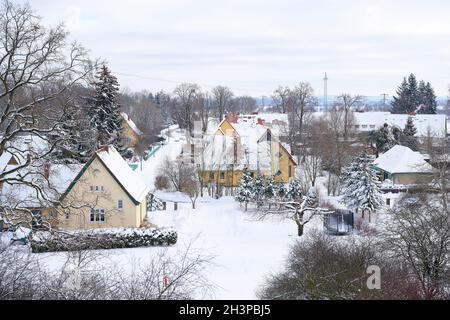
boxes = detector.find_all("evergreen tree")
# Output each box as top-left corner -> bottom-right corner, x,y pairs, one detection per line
392,74 -> 437,115
373,123 -> 397,154
392,77 -> 412,114
341,152 -> 383,215
418,82 -> 437,114
89,65 -> 126,155
275,183 -> 288,200
235,169 -> 254,211
401,116 -> 419,151
417,80 -> 427,108
406,73 -> 419,112
253,174 -> 266,208
287,179 -> 303,201
49,101 -> 97,164
264,176 -> 276,200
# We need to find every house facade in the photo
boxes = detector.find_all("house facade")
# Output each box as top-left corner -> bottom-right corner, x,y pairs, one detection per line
1,142 -> 149,231
373,145 -> 434,207
59,146 -> 149,230
121,112 -> 143,149
199,117 -> 296,188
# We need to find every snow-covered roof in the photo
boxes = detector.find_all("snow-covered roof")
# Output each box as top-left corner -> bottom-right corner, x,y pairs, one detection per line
0,163 -> 82,208
121,112 -> 143,136
0,152 -> 13,173
96,146 -> 149,203
373,145 -> 433,174
200,121 -> 292,172
353,112 -> 447,137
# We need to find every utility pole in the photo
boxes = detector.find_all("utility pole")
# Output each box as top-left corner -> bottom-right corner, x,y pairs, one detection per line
323,73 -> 328,112
381,93 -> 389,110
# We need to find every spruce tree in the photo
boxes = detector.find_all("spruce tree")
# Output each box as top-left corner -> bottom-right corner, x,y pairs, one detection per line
341,152 -> 383,215
287,179 -> 303,202
264,176 -> 276,200
89,65 -> 126,155
401,116 -> 419,151
235,169 -> 254,211
253,174 -> 266,208
406,73 -> 419,112
392,78 -> 411,114
418,82 -> 437,114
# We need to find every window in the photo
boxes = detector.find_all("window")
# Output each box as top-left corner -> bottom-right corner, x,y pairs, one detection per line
288,166 -> 292,178
117,200 -> 124,210
370,125 -> 376,129
386,198 -> 391,206
65,212 -> 70,220
220,172 -> 225,180
209,172 -> 215,180
90,209 -> 105,223
91,186 -> 104,193
362,125 -> 368,129
355,125 -> 360,129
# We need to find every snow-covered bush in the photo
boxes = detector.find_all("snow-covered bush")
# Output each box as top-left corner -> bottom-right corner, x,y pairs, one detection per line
30,228 -> 177,253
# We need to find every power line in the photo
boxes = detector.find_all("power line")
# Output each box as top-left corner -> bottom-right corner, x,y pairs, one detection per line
113,71 -> 272,96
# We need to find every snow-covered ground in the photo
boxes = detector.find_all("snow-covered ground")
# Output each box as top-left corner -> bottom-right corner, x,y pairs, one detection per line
26,198 -> 321,299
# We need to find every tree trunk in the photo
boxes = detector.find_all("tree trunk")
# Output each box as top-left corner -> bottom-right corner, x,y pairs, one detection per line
297,224 -> 304,237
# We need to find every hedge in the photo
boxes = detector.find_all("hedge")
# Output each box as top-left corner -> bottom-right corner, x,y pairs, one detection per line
30,227 -> 177,253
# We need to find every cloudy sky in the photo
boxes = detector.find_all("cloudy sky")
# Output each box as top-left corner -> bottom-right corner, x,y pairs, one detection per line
18,0 -> 450,98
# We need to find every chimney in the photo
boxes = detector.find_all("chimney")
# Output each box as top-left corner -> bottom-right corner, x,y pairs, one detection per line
226,112 -> 239,123
257,118 -> 265,126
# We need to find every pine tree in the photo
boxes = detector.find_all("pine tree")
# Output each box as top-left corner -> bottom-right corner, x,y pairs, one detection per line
392,74 -> 421,114
375,123 -> 397,154
264,176 -> 276,200
253,174 -> 266,208
418,82 -> 437,114
287,179 -> 303,201
89,65 -> 126,155
392,77 -> 411,114
401,116 -> 419,151
275,183 -> 288,200
406,73 -> 419,112
49,102 -> 97,164
235,169 -> 254,211
341,152 -> 383,216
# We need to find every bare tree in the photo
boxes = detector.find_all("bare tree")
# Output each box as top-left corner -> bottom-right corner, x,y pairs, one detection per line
381,195 -> 450,299
336,94 -> 364,140
173,83 -> 200,137
258,231 -> 421,300
0,243 -> 215,300
272,86 -> 291,114
258,188 -> 329,237
212,86 -> 233,122
0,0 -> 97,226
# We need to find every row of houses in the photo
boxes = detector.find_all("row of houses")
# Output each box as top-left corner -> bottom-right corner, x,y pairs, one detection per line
1,110 -> 447,231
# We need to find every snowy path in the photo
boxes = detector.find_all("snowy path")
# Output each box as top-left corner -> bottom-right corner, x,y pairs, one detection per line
135,125 -> 184,190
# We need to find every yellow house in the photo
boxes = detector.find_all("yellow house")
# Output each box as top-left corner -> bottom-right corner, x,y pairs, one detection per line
199,118 -> 296,188
58,145 -> 150,230
1,145 -> 150,230
121,112 -> 143,149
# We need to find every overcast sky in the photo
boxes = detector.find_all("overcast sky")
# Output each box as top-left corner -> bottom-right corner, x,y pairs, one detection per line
18,0 -> 450,98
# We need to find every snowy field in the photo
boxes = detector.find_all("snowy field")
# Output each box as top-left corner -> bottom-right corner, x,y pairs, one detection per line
29,197 -> 323,299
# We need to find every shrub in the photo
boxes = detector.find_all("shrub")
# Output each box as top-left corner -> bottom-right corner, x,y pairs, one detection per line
30,228 -> 177,253
155,175 -> 169,190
